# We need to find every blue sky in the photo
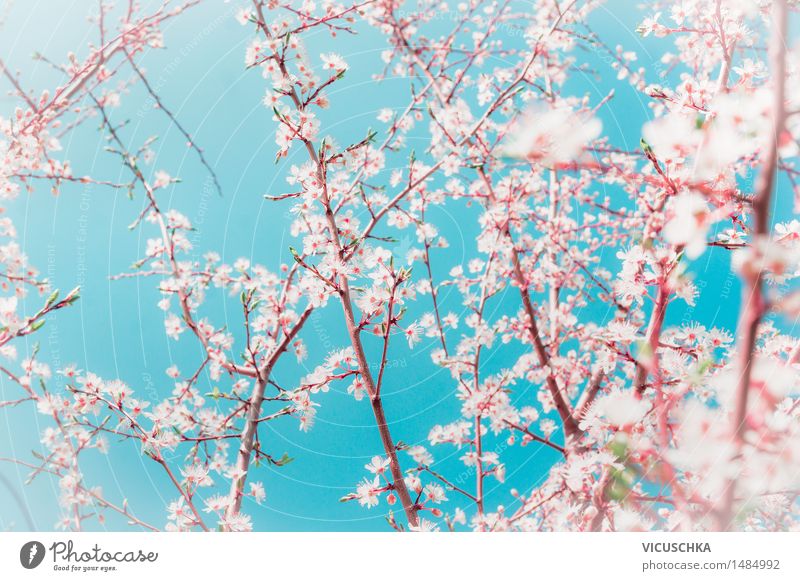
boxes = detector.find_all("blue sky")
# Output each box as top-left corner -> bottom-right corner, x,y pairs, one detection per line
0,1 -> 787,531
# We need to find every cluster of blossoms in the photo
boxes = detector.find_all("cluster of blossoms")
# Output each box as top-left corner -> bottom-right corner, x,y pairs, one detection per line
1,0 -> 798,533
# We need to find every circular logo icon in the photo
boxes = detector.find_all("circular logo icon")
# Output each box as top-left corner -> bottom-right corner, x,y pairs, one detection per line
19,541 -> 46,569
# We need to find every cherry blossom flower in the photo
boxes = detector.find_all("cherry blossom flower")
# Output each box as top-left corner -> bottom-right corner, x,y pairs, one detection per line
320,53 -> 348,72
663,193 -> 713,258
593,390 -> 651,428
502,106 -> 602,165
356,477 -> 381,508
1,0 -> 797,536
365,456 -> 390,475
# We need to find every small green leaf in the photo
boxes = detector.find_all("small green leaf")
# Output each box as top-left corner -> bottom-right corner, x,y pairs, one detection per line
44,289 -> 59,308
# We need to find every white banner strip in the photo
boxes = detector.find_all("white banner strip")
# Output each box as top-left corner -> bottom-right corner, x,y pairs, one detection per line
2,532 -> 799,580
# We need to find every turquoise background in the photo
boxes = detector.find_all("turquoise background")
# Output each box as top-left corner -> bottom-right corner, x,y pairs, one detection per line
0,1 -> 791,531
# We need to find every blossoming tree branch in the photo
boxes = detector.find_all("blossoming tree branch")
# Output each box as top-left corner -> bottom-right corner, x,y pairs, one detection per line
1,0 -> 798,532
